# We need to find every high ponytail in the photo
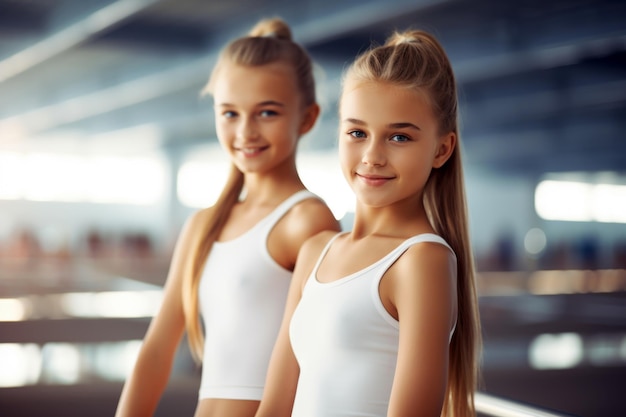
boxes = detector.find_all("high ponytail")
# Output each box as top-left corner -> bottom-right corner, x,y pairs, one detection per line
202,17 -> 316,107
343,29 -> 482,417
248,17 -> 292,40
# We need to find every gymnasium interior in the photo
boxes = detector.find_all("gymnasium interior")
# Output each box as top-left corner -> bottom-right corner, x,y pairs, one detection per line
1,0 -> 625,416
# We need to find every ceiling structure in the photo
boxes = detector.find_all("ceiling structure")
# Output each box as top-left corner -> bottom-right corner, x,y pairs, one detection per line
0,0 -> 625,176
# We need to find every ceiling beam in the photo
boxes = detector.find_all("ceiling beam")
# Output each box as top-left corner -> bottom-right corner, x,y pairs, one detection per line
455,34 -> 626,84
0,0 -> 453,141
1,0 -> 625,142
0,0 -> 161,84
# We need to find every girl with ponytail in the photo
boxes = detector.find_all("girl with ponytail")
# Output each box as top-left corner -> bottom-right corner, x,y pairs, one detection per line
256,29 -> 481,417
115,18 -> 339,417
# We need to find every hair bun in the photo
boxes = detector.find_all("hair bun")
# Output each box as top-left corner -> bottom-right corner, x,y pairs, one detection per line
386,30 -> 424,46
248,17 -> 292,41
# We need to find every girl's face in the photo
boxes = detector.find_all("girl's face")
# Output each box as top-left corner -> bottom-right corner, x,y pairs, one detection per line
212,61 -> 317,175
339,80 -> 454,209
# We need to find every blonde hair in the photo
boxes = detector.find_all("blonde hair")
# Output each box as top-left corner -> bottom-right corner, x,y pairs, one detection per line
203,17 -> 316,107
183,18 -> 317,362
344,30 -> 482,417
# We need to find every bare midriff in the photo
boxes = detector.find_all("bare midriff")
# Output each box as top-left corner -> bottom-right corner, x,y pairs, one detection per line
194,398 -> 260,417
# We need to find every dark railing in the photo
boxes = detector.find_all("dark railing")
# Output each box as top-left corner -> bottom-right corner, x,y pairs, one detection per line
476,392 -> 575,417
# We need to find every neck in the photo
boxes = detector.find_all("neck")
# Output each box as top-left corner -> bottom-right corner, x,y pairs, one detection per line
242,163 -> 304,205
350,199 -> 431,239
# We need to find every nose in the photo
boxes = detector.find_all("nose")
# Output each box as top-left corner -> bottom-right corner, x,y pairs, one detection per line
236,117 -> 259,141
361,139 -> 386,167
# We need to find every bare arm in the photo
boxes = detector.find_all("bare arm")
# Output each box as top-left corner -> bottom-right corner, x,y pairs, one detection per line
115,211 -> 208,417
255,231 -> 337,417
386,242 -> 458,417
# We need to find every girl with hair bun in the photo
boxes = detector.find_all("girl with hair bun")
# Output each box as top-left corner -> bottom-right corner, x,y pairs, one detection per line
115,17 -> 339,417
256,29 -> 481,417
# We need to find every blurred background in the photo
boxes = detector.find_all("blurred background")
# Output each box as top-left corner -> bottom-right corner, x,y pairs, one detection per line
0,0 -> 625,416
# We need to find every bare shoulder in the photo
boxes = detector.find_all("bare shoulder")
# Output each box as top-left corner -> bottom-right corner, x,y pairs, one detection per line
292,230 -> 341,289
284,195 -> 340,238
163,206 -> 216,294
398,241 -> 456,276
273,194 -> 340,255
172,206 -> 214,253
386,239 -> 458,330
268,194 -> 339,271
300,229 -> 340,257
185,205 -> 214,227
392,240 -> 457,301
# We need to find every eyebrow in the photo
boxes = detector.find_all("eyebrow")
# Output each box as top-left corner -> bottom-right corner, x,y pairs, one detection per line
343,118 -> 421,131
218,100 -> 285,108
389,122 -> 421,131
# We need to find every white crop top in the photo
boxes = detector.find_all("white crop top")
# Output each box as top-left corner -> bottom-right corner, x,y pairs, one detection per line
289,232 -> 456,417
198,190 -> 316,400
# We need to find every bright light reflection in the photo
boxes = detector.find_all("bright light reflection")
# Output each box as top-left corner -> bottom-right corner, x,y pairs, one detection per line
61,290 -> 162,318
535,179 -> 626,223
0,151 -> 166,205
0,298 -> 27,321
535,180 -> 591,221
41,343 -> 81,384
592,184 -> 626,223
0,343 -> 41,387
523,228 -> 547,256
177,160 -> 228,208
299,153 -> 354,220
529,332 -> 583,369
0,152 -> 23,199
0,341 -> 170,387
23,153 -> 86,201
176,149 -> 355,219
587,334 -> 623,366
93,340 -> 143,381
88,156 -> 166,205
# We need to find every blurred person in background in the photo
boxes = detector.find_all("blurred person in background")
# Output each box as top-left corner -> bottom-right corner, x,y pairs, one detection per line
255,28 -> 481,417
115,17 -> 339,417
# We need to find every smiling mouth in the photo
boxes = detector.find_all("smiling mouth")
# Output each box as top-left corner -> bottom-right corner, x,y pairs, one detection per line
356,173 -> 395,185
237,146 -> 269,157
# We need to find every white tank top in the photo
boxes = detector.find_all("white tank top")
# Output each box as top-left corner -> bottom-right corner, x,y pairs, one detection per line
198,190 -> 316,400
289,232 -> 456,417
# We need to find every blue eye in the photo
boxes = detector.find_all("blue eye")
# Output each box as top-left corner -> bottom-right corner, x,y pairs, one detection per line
390,134 -> 410,142
223,110 -> 237,118
349,130 -> 366,139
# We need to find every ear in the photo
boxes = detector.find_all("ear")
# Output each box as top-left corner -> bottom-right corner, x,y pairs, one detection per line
298,103 -> 320,135
432,132 -> 456,168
